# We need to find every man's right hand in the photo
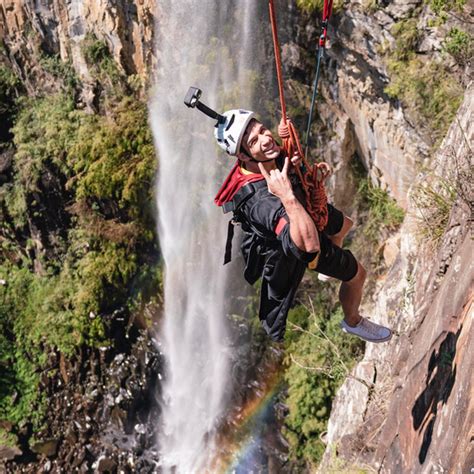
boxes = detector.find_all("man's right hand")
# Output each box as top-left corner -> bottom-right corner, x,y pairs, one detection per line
258,157 -> 294,202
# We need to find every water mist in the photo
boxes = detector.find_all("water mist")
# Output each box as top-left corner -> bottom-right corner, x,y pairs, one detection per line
149,1 -> 264,472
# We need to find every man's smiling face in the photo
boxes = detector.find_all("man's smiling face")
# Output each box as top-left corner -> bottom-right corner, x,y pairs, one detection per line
241,119 -> 281,162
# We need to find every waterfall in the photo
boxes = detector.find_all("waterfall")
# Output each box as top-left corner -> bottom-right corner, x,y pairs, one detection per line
149,1 -> 264,472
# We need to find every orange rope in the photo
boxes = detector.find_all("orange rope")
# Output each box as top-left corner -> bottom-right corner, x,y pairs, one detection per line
268,0 -> 329,231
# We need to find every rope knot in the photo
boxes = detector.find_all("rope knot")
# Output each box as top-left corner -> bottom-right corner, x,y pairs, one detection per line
278,122 -> 291,139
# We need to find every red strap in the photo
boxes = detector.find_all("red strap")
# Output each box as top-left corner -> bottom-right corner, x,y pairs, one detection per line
320,0 -> 333,47
274,217 -> 288,236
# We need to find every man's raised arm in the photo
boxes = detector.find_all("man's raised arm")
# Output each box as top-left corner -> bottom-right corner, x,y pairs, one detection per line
258,157 -> 319,254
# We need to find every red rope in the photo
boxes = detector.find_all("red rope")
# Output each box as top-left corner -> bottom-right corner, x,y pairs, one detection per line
268,0 -> 287,124
268,0 -> 329,231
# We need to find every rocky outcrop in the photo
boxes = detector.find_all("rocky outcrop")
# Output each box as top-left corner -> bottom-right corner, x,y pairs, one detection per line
319,85 -> 473,473
0,0 -> 156,97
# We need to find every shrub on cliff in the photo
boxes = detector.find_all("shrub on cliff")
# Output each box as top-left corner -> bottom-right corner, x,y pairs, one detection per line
384,17 -> 464,144
283,294 -> 364,467
443,27 -> 473,66
296,0 -> 343,13
385,57 -> 463,142
0,89 -> 159,438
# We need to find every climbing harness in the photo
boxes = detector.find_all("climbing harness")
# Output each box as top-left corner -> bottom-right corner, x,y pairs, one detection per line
305,0 -> 334,157
268,0 -> 329,232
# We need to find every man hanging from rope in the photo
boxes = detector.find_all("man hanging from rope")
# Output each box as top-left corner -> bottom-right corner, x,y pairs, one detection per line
213,109 -> 392,344
184,0 -> 392,343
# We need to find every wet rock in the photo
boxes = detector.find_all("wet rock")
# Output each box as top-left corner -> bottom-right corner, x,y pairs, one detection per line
30,438 -> 59,457
94,455 -> 117,472
0,444 -> 22,460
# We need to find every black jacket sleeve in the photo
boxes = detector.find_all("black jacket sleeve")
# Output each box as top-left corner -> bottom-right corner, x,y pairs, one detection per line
246,191 -> 317,263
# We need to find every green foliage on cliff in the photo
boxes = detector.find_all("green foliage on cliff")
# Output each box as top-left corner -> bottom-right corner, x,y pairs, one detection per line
385,57 -> 463,140
0,64 -> 22,143
426,0 -> 466,16
443,28 -> 473,65
283,293 -> 364,467
295,0 -> 343,13
390,19 -> 420,61
81,33 -> 124,99
0,70 -> 159,436
71,97 -> 156,230
39,53 -> 78,92
357,176 -> 405,242
384,19 -> 464,143
0,65 -> 20,112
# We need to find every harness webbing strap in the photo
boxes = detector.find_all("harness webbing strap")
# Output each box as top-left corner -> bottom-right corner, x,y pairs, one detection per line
224,219 -> 235,265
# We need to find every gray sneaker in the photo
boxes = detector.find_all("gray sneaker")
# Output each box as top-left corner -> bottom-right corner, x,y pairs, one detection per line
341,317 -> 392,343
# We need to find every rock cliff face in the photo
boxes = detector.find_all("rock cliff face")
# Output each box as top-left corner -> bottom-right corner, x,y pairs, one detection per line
319,87 -> 473,473
280,1 -> 472,471
0,0 -> 156,98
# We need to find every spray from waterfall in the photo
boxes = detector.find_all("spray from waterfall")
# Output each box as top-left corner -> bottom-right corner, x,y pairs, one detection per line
149,1 -> 265,472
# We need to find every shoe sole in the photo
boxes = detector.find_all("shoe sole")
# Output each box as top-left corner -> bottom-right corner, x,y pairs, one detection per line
341,328 -> 393,343
318,274 -> 333,282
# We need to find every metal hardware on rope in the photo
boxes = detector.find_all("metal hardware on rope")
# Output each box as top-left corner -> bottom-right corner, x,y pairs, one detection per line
304,0 -> 334,157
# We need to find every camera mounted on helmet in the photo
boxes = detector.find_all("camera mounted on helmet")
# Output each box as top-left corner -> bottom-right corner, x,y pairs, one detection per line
184,86 -> 255,157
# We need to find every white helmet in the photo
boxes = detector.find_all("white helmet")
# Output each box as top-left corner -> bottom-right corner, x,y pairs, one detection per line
214,109 -> 255,156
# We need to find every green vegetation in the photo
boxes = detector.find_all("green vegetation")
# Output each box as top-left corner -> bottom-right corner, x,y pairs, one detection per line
443,27 -> 473,65
385,57 -> 463,141
350,159 -> 404,247
426,0 -> 466,16
390,19 -> 420,61
356,176 -> 405,243
384,18 -> 464,144
0,64 -> 22,143
412,175 -> 457,246
81,34 -> 124,101
0,50 -> 159,439
283,293 -> 365,467
0,65 -> 20,112
296,0 -> 343,14
39,53 -> 78,92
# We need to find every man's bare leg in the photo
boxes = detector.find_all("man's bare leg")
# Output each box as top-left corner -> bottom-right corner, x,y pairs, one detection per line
339,261 -> 365,326
339,260 -> 393,342
330,215 -> 353,248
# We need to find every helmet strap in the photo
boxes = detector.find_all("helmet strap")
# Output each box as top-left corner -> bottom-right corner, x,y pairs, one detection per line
248,157 -> 276,163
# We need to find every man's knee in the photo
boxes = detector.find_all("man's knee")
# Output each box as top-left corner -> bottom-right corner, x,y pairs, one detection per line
342,215 -> 354,234
347,261 -> 366,285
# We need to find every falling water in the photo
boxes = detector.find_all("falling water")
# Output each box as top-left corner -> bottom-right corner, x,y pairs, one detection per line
149,1 -> 265,472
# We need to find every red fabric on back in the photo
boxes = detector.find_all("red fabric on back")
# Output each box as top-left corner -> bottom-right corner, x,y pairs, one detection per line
214,161 -> 265,207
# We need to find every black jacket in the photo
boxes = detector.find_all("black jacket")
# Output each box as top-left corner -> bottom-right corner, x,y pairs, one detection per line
229,171 -> 316,342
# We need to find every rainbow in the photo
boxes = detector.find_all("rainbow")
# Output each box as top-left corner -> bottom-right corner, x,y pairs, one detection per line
208,350 -> 286,473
